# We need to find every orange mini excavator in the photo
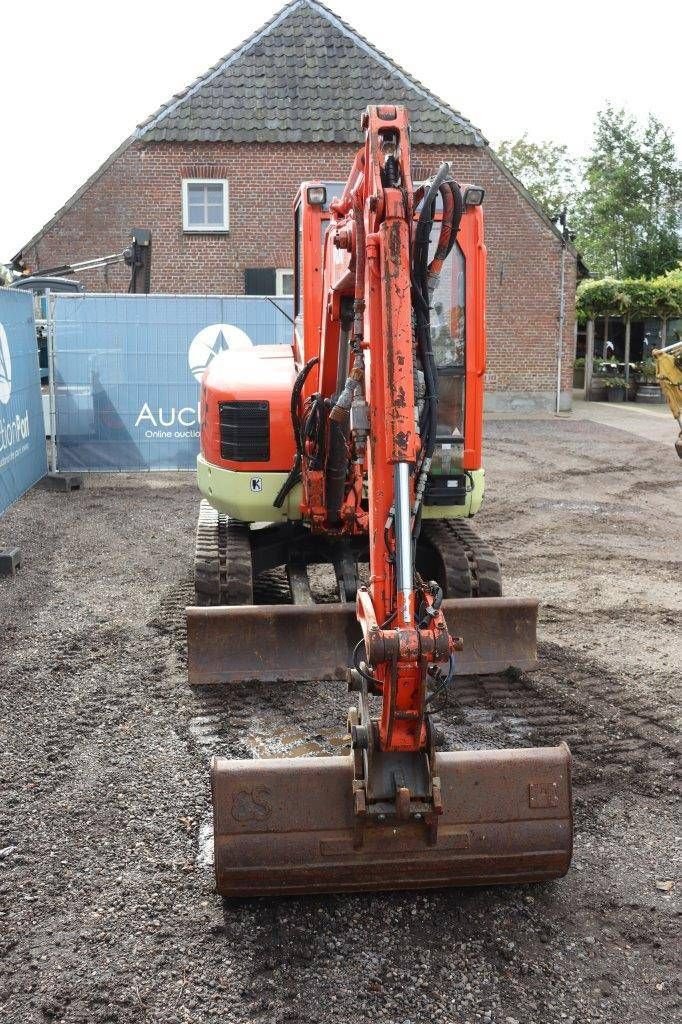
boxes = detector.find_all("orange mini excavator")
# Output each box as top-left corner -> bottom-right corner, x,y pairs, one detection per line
186,106 -> 572,897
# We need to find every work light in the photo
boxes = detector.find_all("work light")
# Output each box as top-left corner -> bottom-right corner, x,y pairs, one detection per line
463,186 -> 485,206
306,186 -> 327,206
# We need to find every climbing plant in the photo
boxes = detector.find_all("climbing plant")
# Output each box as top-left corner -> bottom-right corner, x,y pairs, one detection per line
576,267 -> 682,323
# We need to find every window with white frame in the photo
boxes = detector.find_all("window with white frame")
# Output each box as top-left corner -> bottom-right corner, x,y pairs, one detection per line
182,179 -> 229,232
276,268 -> 294,297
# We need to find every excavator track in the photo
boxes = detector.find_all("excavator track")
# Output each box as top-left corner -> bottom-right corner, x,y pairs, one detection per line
419,519 -> 502,598
445,519 -> 503,597
193,500 -> 253,606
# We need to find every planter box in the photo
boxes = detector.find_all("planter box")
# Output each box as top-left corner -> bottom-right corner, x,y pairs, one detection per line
636,383 -> 666,404
606,387 -> 626,402
588,379 -> 607,402
573,367 -> 585,389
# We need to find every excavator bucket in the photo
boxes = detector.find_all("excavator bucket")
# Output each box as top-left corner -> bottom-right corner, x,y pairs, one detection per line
186,596 -> 538,685
212,743 -> 572,897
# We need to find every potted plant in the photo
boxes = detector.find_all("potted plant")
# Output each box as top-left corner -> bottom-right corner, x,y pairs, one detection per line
573,357 -> 585,389
636,358 -> 665,403
603,375 -> 627,402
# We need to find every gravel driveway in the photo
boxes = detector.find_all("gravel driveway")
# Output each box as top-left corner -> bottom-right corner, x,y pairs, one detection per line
0,417 -> 679,1024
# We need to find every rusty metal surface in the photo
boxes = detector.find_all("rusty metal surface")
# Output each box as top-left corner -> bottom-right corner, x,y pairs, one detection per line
212,743 -> 572,897
187,596 -> 538,685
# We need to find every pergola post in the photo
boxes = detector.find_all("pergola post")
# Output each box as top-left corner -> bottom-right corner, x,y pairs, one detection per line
585,319 -> 595,398
624,317 -> 631,392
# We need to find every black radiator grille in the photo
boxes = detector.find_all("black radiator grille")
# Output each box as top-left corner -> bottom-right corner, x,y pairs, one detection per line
218,401 -> 270,462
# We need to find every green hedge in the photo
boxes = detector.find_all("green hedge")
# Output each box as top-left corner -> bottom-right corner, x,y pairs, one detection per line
576,266 -> 682,323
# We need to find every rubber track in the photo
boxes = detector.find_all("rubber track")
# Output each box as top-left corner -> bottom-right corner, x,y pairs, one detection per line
194,500 -> 221,605
223,520 -> 253,606
419,520 -> 502,598
443,519 -> 502,598
193,500 -> 253,606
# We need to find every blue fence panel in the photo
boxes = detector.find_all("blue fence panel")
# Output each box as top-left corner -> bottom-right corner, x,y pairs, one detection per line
52,294 -> 294,471
0,289 -> 47,514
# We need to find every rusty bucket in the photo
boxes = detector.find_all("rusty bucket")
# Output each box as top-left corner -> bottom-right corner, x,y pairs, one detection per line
212,743 -> 572,897
187,597 -> 539,686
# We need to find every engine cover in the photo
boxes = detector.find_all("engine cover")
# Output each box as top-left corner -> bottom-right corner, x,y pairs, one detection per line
197,345 -> 301,522
201,344 -> 297,472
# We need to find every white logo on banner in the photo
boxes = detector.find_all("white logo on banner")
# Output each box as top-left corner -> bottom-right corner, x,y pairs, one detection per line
0,323 -> 12,404
0,318 -> 31,472
187,323 -> 252,383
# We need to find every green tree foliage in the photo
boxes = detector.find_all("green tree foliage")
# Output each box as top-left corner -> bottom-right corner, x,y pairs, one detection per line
496,134 -> 577,219
574,107 -> 682,279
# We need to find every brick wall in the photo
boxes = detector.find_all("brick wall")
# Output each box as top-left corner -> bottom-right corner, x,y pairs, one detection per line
21,139 -> 577,409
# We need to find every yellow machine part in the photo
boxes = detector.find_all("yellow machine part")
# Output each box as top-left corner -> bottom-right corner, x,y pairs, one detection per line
197,454 -> 303,522
653,346 -> 682,422
653,344 -> 682,456
197,454 -> 485,522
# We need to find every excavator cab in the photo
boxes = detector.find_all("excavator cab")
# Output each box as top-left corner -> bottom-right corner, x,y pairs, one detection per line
187,106 -> 572,897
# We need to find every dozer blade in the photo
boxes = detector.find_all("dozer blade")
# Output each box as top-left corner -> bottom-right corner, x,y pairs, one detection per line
187,596 -> 538,685
212,743 -> 572,897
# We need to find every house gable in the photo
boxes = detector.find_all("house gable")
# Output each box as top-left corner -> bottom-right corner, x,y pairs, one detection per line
136,0 -> 485,147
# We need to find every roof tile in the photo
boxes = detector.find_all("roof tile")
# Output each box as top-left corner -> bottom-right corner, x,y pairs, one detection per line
137,0 -> 484,146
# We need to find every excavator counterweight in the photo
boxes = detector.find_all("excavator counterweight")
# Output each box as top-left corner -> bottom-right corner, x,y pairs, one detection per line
188,105 -> 573,898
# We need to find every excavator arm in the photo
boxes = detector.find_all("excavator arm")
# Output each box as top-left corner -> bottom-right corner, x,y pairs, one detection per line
310,107 -> 459,835
321,111 -> 453,730
14,229 -> 152,293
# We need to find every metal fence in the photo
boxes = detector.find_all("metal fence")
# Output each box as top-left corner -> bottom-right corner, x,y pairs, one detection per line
0,288 -> 47,514
49,293 -> 294,471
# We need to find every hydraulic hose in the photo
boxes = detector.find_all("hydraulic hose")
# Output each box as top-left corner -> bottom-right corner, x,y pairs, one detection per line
352,188 -> 366,342
273,356 -> 319,509
325,374 -> 357,524
411,166 -> 464,542
412,163 -> 451,460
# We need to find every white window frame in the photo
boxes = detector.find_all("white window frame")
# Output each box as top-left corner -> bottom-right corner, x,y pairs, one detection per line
182,178 -> 229,233
275,267 -> 294,297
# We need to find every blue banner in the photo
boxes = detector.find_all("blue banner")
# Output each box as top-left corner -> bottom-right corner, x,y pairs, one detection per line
51,294 -> 294,471
0,289 -> 47,514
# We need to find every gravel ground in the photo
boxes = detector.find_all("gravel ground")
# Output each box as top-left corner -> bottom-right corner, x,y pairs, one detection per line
0,417 -> 680,1024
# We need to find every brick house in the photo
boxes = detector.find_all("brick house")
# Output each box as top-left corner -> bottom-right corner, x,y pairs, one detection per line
13,0 -> 578,411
